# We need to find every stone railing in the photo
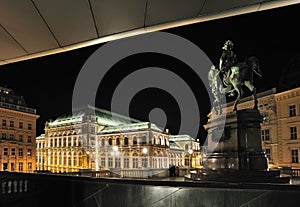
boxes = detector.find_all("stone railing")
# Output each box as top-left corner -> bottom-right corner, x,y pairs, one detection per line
1,179 -> 28,194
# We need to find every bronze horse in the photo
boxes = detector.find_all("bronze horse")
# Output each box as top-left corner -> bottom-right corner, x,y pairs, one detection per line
222,56 -> 263,111
208,65 -> 223,114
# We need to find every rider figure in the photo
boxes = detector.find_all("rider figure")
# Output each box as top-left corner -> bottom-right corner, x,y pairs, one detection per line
219,40 -> 237,86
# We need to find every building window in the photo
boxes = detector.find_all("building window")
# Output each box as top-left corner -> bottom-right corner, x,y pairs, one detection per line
28,162 -> 32,172
289,105 -> 296,117
133,158 -> 138,168
1,133 -> 6,139
292,149 -> 299,163
265,148 -> 271,160
19,135 -> 23,142
133,137 -> 138,145
101,139 -> 105,146
115,158 -> 120,168
19,148 -> 23,156
9,134 -> 14,140
116,138 -> 120,146
11,163 -> 15,172
101,158 -> 106,167
3,148 -> 8,156
108,157 -> 113,168
261,129 -> 270,141
124,158 -> 129,168
9,120 -> 14,127
124,137 -> 129,146
2,120 -> 6,126
27,149 -> 32,156
11,148 -> 16,156
142,158 -> 148,168
19,122 -> 23,128
108,138 -> 112,146
290,126 -> 298,140
19,162 -> 23,171
141,136 -> 147,145
28,136 -> 32,143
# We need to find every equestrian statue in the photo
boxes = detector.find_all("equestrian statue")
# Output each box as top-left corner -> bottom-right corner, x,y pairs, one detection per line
208,40 -> 263,114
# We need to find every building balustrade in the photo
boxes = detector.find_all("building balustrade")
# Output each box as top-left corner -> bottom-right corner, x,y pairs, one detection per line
0,101 -> 36,114
1,179 -> 28,194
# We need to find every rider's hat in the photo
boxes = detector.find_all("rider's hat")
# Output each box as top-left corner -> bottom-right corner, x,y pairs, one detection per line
223,40 -> 234,49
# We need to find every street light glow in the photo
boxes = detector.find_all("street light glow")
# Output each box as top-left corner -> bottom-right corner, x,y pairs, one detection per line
142,148 -> 148,154
113,146 -> 119,152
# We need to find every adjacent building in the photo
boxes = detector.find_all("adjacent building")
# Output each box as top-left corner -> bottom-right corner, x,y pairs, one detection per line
0,86 -> 39,172
225,87 -> 300,169
36,105 -> 200,176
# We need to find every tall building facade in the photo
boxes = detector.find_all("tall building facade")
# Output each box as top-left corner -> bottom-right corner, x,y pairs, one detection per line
36,105 -> 200,175
0,86 -> 39,172
224,87 -> 300,169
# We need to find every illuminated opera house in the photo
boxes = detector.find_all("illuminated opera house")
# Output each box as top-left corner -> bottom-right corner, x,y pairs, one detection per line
36,105 -> 201,177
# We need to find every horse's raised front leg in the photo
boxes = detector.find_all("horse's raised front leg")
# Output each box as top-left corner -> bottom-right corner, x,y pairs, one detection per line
232,84 -> 242,111
244,81 -> 258,109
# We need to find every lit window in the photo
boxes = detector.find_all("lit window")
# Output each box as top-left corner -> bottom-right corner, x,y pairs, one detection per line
11,148 -> 16,156
290,127 -> 297,140
124,158 -> 129,168
19,162 -> 23,171
115,158 -> 120,168
101,158 -> 106,167
19,148 -> 23,156
108,157 -> 113,168
3,148 -> 8,156
142,158 -> 148,168
28,162 -> 32,172
289,105 -> 296,117
292,149 -> 298,163
27,149 -> 32,156
133,158 -> 138,168
261,129 -> 270,141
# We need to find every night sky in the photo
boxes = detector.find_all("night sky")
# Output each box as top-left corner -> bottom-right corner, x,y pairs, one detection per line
0,4 -> 299,143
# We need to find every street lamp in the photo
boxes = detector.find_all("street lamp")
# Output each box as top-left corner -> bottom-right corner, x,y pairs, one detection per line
188,149 -> 193,168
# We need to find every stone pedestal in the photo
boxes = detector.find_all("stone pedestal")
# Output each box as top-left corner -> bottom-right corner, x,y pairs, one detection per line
203,109 -> 268,171
193,109 -> 290,183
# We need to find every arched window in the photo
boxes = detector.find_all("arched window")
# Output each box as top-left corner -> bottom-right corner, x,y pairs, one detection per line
124,137 -> 129,146
108,138 -> 113,145
133,136 -> 138,145
141,136 -> 147,145
116,138 -> 120,146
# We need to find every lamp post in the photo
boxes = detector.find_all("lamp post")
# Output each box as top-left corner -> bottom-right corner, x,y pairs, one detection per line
188,149 -> 193,168
142,147 -> 148,178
